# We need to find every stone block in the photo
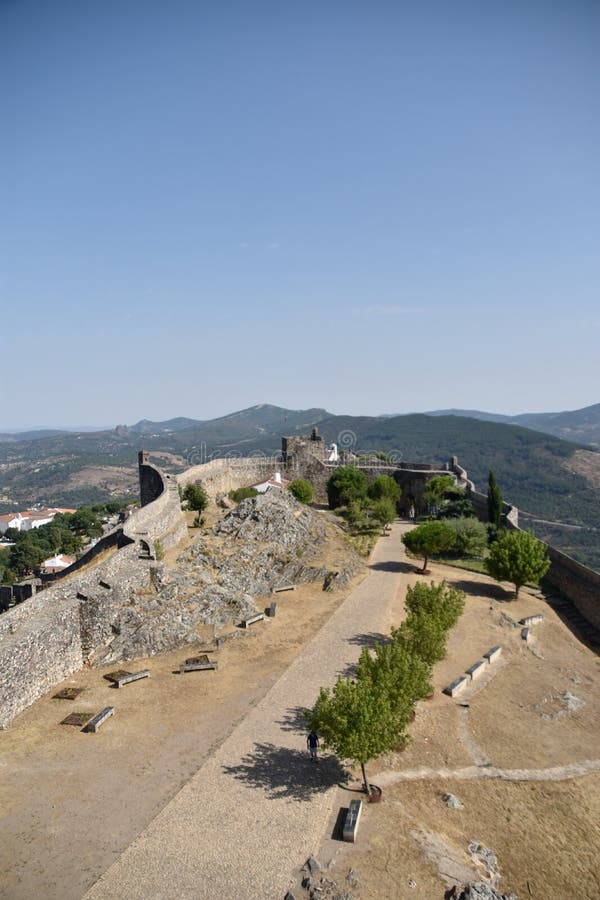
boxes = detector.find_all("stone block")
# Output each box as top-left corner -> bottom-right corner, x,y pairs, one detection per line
519,614 -> 544,626
443,676 -> 469,697
116,669 -> 151,687
483,646 -> 502,664
241,613 -> 265,628
465,660 -> 486,680
179,661 -> 218,673
343,799 -> 363,842
521,627 -> 531,644
84,706 -> 114,733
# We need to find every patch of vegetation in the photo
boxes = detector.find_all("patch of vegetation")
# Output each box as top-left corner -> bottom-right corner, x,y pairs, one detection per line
228,486 -> 259,503
288,479 -> 314,504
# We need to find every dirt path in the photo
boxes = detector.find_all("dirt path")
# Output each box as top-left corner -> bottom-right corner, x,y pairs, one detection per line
375,758 -> 600,785
84,523 -> 414,900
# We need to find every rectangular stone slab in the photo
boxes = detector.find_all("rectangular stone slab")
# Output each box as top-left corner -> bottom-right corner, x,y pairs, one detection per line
343,799 -> 363,842
483,646 -> 502,664
179,661 -> 218,673
443,676 -> 469,697
273,585 -> 295,593
84,706 -> 114,733
465,660 -> 486,680
241,613 -> 265,627
521,627 -> 531,643
116,669 -> 151,687
520,614 -> 544,626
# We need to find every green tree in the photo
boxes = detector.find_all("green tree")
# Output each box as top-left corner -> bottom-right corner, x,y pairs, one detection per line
404,580 -> 465,632
288,479 -> 314,504
355,642 -> 432,717
487,470 -> 503,527
367,475 -> 401,503
372,497 -> 396,530
393,613 -> 449,667
327,466 -> 368,509
9,535 -> 46,577
437,497 -> 475,519
485,529 -> 550,598
423,475 -> 456,513
402,521 -> 455,572
183,482 -> 209,512
68,507 -> 103,538
306,674 -> 406,798
442,517 -> 487,557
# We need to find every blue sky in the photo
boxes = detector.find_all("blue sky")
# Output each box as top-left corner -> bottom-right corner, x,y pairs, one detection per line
1,0 -> 598,427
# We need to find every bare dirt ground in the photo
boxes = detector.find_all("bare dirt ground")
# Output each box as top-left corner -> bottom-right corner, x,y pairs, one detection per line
1,535 -> 599,899
0,517 -> 365,900
318,562 -> 600,900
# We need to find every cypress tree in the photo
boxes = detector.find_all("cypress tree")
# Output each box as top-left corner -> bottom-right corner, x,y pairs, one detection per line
487,470 -> 503,527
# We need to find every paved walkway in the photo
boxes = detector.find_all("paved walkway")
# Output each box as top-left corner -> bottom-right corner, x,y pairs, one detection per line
85,523 -> 413,900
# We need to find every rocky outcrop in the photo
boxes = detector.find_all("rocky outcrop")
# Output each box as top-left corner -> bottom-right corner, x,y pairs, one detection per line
92,491 -> 360,665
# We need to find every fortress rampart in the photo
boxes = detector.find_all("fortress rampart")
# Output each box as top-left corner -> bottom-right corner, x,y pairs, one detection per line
0,455 -> 186,729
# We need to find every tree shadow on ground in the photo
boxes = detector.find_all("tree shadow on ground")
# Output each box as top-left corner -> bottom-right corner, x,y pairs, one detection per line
449,578 -> 513,601
369,560 -> 414,574
222,743 -> 349,802
347,631 -> 390,648
277,706 -> 310,734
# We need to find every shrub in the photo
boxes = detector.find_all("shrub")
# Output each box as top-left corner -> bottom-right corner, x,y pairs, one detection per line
229,486 -> 259,502
443,517 -> 487,557
288,479 -> 314,504
404,580 -> 465,632
367,475 -> 401,503
327,466 -> 368,509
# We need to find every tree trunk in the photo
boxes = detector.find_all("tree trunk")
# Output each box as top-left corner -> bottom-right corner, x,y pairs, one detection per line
361,763 -> 372,797
515,583 -> 520,598
422,556 -> 428,572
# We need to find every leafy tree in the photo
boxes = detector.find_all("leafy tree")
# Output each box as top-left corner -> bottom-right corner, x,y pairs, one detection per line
327,467 -> 368,509
68,507 -> 103,538
372,497 -> 396,530
404,580 -> 465,632
306,674 -> 406,798
183,482 -> 209,512
487,470 -> 503,527
355,642 -> 432,716
402,521 -> 455,572
442,517 -> 487,557
367,475 -> 401,503
437,497 -> 475,519
393,613 -> 449,667
485,529 -> 550,598
288,479 -> 314,504
9,535 -> 46,577
423,475 -> 456,513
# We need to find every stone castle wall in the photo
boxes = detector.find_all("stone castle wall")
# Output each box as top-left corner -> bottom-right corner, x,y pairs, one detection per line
0,456 -> 186,729
178,456 -> 280,500
450,459 -> 600,630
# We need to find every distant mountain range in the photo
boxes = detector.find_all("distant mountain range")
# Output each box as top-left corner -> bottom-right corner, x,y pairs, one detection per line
0,402 -> 598,570
423,403 -> 600,448
3,401 -> 599,447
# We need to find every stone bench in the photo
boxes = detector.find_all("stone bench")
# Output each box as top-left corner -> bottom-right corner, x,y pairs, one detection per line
116,669 -> 151,688
443,676 -> 469,697
520,614 -> 544,626
465,660 -> 486,681
343,799 -> 363,842
521,627 -> 531,644
84,706 -> 115,733
179,661 -> 218,674
273,585 -> 295,593
241,613 -> 265,628
483,646 -> 502,664
266,602 -> 277,618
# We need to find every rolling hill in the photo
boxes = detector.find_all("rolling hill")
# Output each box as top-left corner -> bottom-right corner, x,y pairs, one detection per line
0,405 -> 598,569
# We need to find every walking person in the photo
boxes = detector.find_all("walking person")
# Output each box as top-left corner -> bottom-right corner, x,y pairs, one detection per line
307,730 -> 319,762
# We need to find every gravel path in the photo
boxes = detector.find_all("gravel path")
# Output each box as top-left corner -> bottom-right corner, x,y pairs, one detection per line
85,523 -> 413,900
376,759 -> 600,785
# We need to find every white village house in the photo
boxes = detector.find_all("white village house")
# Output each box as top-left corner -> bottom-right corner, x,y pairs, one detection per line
251,471 -> 291,493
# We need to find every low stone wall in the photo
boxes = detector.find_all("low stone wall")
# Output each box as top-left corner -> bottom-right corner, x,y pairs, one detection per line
178,457 -> 278,501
